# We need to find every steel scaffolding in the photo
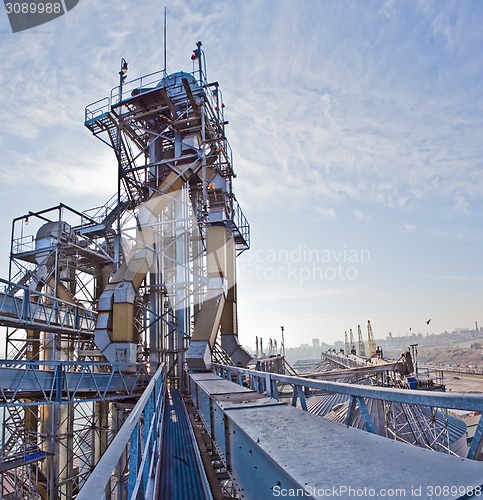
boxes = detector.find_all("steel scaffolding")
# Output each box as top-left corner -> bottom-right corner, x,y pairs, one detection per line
1,40 -> 251,498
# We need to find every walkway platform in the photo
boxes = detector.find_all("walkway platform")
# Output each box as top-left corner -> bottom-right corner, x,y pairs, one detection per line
158,389 -> 212,499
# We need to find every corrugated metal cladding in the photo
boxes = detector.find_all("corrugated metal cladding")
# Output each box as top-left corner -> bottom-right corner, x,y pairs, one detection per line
306,392 -> 350,416
158,389 -> 211,500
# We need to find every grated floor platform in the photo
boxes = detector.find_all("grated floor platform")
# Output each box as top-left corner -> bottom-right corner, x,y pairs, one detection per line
158,389 -> 211,500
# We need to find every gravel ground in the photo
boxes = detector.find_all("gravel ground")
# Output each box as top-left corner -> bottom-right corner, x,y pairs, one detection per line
443,373 -> 483,394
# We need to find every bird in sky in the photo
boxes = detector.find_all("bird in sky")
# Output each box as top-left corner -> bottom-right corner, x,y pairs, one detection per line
426,319 -> 431,325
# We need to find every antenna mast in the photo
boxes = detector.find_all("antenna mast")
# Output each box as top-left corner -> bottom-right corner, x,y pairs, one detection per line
163,7 -> 167,73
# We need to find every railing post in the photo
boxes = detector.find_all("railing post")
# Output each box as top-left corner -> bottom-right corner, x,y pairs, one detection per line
252,375 -> 259,393
291,386 -> 298,407
265,373 -> 272,398
271,378 -> 279,400
296,385 -> 307,411
346,396 -> 357,427
356,397 -> 376,434
21,288 -> 30,321
143,391 -> 154,487
128,424 -> 140,498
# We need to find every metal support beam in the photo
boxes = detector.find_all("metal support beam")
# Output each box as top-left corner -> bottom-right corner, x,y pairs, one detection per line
296,385 -> 307,411
215,364 -> 483,414
467,414 -> 483,460
356,396 -> 376,434
346,396 -> 357,427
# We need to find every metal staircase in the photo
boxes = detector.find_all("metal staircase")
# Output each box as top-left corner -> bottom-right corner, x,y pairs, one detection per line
85,110 -> 145,204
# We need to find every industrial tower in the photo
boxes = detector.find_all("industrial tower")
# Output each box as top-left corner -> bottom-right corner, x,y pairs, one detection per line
0,41 -> 252,498
84,40 -> 251,374
3,39 -> 481,500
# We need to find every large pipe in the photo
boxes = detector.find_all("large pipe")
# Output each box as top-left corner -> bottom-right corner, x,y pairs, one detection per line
186,225 -> 251,370
220,231 -> 251,366
94,172 -> 185,365
186,226 -> 228,370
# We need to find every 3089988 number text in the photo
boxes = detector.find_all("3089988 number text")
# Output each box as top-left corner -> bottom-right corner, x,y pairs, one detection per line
426,485 -> 482,497
5,3 -> 62,14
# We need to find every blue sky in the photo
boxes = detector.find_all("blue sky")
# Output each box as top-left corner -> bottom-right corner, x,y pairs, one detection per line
1,1 -> 483,349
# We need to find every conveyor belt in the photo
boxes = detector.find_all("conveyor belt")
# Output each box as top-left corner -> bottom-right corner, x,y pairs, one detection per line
158,389 -> 211,500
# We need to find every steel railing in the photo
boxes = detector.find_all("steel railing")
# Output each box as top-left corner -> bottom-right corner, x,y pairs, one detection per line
84,96 -> 111,123
110,69 -> 167,105
77,363 -> 166,500
0,278 -> 96,334
0,361 -> 149,406
231,197 -> 250,249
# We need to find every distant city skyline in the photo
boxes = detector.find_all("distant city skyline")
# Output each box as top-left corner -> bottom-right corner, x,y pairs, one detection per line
248,323 -> 482,354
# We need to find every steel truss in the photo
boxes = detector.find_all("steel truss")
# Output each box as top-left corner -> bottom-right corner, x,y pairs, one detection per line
384,401 -> 453,454
0,201 -> 138,498
0,398 -> 135,499
4,203 -> 116,365
77,364 -> 165,500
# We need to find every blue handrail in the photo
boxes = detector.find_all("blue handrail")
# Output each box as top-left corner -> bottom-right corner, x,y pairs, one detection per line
77,363 -> 166,499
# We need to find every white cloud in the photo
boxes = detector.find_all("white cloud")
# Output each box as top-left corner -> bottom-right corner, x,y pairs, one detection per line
454,191 -> 469,215
440,275 -> 483,281
355,210 -> 372,222
313,207 -> 337,220
214,1 -> 483,221
403,224 -> 416,233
